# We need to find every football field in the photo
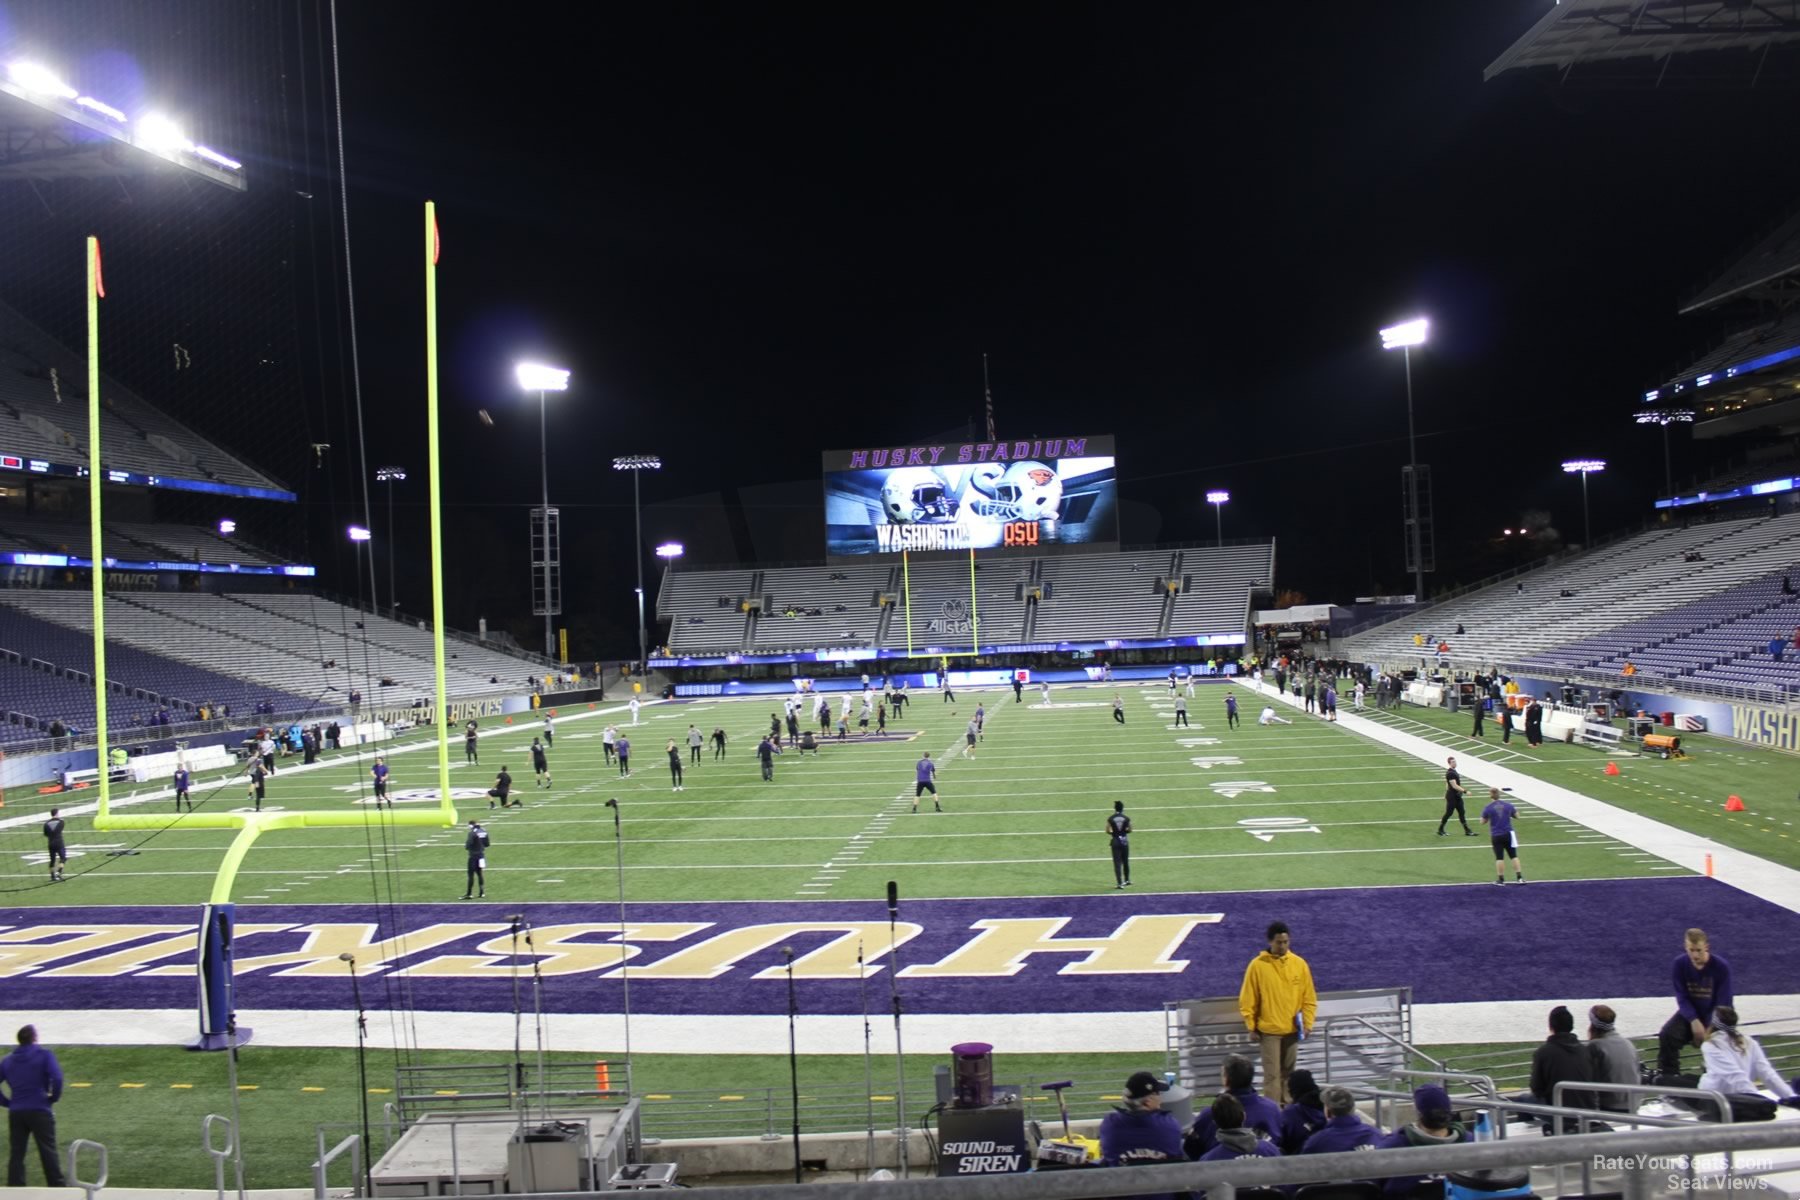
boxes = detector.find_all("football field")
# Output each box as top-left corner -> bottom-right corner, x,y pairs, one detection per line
0,680 -> 1717,906
6,679 -> 1800,1189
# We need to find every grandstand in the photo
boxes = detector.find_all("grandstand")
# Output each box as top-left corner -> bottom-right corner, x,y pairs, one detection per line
0,590 -> 551,748
1336,511 -> 1800,687
0,298 -> 290,496
657,541 -> 1276,659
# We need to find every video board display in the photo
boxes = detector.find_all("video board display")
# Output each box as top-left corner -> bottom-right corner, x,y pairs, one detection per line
822,435 -> 1118,560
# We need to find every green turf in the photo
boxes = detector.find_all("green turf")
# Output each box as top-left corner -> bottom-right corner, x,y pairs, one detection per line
1351,697 -> 1800,871
0,684 -> 1684,905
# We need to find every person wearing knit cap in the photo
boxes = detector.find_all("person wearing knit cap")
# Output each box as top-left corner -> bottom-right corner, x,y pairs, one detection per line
1184,1054 -> 1283,1158
1301,1086 -> 1378,1155
1374,1085 -> 1467,1195
1277,1068 -> 1328,1155
1195,1093 -> 1282,1164
1699,1006 -> 1800,1109
1527,1005 -> 1599,1122
1586,1004 -> 1640,1113
1098,1071 -> 1185,1200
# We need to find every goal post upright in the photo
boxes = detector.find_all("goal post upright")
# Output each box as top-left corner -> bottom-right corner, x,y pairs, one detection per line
424,200 -> 454,822
86,236 -> 113,826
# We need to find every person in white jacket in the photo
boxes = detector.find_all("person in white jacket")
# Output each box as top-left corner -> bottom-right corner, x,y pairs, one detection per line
1700,1007 -> 1799,1108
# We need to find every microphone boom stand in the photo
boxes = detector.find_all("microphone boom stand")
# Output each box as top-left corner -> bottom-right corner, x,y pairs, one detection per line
886,880 -> 909,1178
785,946 -> 802,1184
606,798 -> 635,1093
341,953 -> 374,1198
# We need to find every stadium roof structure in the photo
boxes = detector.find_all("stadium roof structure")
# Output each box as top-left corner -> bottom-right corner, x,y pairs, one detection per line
1485,0 -> 1800,85
0,81 -> 243,191
1641,307 -> 1800,439
1681,205 -> 1800,313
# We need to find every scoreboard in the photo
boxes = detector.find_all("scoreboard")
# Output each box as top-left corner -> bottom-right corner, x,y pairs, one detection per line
821,435 -> 1119,561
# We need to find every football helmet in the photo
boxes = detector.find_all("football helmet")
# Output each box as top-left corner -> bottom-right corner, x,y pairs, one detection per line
879,467 -> 955,523
969,460 -> 1062,520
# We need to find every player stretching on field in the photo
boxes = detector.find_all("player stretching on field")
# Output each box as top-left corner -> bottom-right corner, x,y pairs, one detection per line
912,751 -> 940,812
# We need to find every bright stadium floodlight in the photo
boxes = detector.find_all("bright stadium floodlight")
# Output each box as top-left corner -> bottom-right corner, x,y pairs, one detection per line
347,525 -> 372,543
136,112 -> 193,153
655,542 -> 684,559
7,61 -> 78,100
614,456 -> 664,670
76,95 -> 126,122
1380,315 -> 1431,602
1561,460 -> 1605,549
1379,317 -> 1430,350
1205,490 -> 1229,547
516,365 -> 571,657
194,145 -> 242,171
218,519 -> 237,535
514,362 -> 571,392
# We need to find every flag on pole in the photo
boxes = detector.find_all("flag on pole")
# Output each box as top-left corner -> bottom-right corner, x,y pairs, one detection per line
432,211 -> 441,264
92,238 -> 106,298
983,353 -> 996,443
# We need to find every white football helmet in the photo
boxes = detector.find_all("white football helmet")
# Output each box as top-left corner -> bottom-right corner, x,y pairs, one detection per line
971,460 -> 1061,520
879,467 -> 955,523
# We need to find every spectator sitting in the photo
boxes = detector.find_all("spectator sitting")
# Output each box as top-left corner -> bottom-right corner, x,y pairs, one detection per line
1195,1093 -> 1280,1163
1699,1006 -> 1800,1113
1278,1069 -> 1328,1154
1586,1004 -> 1640,1114
1525,1005 -> 1598,1123
1373,1084 -> 1467,1195
1301,1085 -> 1378,1154
1784,574 -> 1796,596
1560,589 -> 1575,598
1097,1071 -> 1184,1200
1184,1054 -> 1281,1157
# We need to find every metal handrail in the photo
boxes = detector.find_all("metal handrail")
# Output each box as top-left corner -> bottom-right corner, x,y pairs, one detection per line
311,1133 -> 362,1199
65,1137 -> 107,1200
627,1121 -> 1800,1199
1320,1014 -> 1444,1081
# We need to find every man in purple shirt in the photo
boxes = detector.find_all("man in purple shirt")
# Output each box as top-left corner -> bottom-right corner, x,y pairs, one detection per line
616,735 -> 632,778
1480,787 -> 1523,885
1,1024 -> 66,1187
1301,1086 -> 1378,1155
370,757 -> 390,808
173,766 -> 192,813
912,752 -> 940,813
1659,928 -> 1733,1076
1184,1054 -> 1282,1157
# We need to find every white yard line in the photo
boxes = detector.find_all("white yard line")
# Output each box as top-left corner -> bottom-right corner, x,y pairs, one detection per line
1246,681 -> 1800,915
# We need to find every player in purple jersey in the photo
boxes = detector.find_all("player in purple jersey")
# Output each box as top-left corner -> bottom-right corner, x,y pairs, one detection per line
912,751 -> 940,813
1480,787 -> 1523,884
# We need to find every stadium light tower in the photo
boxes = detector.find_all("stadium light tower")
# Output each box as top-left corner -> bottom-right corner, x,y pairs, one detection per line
1205,490 -> 1230,547
516,363 -> 571,659
375,466 -> 407,613
1380,317 -> 1430,604
614,456 -> 663,671
1562,459 -> 1606,549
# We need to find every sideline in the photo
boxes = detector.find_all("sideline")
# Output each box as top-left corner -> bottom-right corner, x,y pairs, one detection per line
0,695 -> 663,831
1244,678 -> 1800,915
12,992 -> 1789,1054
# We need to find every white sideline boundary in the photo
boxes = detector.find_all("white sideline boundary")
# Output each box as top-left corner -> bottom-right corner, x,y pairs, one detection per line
1247,678 -> 1800,917
9,993 -> 1793,1055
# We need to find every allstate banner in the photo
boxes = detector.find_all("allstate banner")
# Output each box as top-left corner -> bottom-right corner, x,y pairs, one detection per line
3,879 -> 1799,1015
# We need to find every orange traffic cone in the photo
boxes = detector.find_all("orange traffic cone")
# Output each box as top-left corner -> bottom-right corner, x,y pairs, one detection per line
1705,853 -> 1714,877
1604,762 -> 1620,777
1725,795 -> 1746,812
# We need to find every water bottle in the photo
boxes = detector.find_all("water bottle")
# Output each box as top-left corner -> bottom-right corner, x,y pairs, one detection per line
1473,1110 -> 1493,1142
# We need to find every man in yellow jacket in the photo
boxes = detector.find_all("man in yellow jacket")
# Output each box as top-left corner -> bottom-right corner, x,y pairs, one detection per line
1238,920 -> 1317,1103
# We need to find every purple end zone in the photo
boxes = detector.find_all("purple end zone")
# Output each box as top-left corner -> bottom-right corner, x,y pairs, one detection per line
5,876 -> 1796,1016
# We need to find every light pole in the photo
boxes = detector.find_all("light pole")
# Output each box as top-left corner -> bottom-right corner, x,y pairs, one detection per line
1205,490 -> 1229,547
1636,410 -> 1693,499
613,455 -> 662,671
1380,316 -> 1430,604
1562,459 -> 1606,548
515,363 -> 571,660
375,466 -> 406,613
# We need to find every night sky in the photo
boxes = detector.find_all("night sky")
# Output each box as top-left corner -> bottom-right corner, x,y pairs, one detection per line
13,3 -> 1800,655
